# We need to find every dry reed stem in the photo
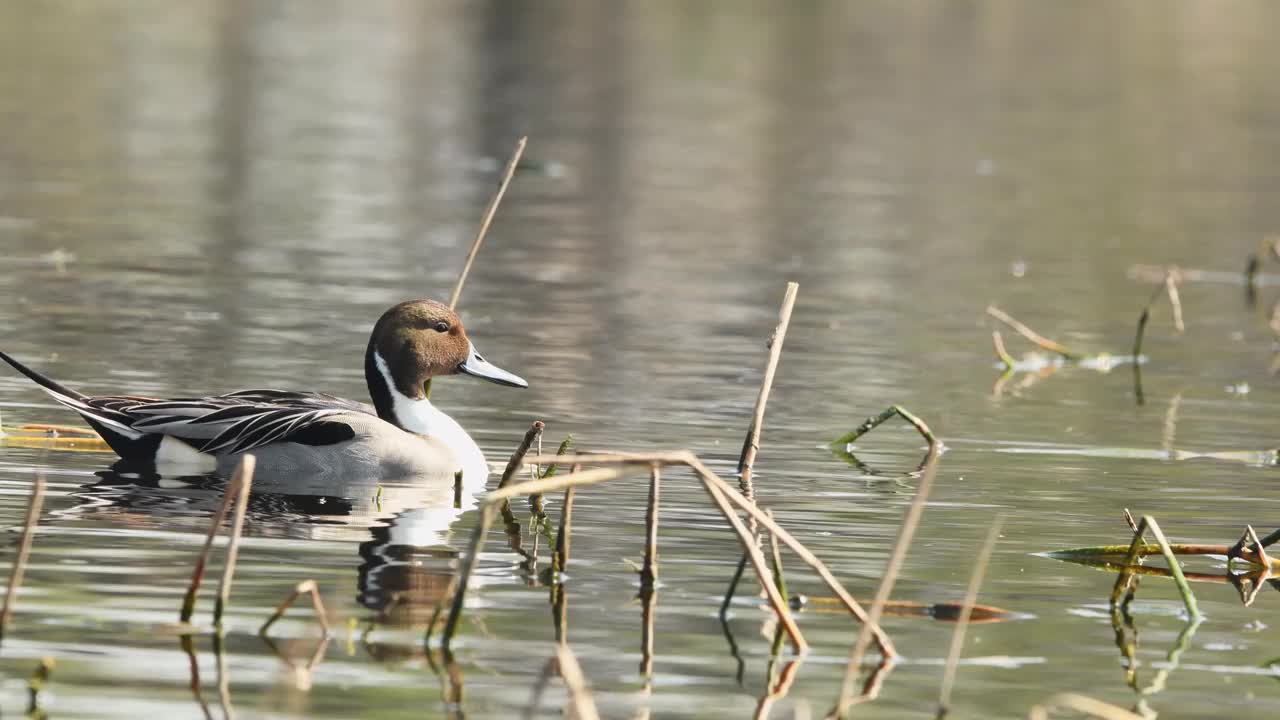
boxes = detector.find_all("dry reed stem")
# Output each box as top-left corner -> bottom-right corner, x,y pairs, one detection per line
1165,271 -> 1184,333
519,453 -> 893,653
498,421 -> 544,524
1109,515 -> 1199,619
642,466 -> 660,587
0,474 -> 45,644
724,283 -> 799,613
214,455 -> 256,626
937,517 -> 1004,718
553,485 -> 576,574
1027,693 -> 1143,720
986,305 -> 1079,358
1053,541 -> 1280,569
556,643 -> 602,720
738,282 -> 799,503
259,579 -> 331,637
836,447 -> 941,714
754,658 -> 804,720
992,330 -> 1016,368
448,136 -> 528,310
182,463 -> 248,623
213,629 -> 234,720
524,657 -> 559,720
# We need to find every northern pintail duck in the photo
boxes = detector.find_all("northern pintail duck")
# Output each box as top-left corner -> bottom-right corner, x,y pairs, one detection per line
0,299 -> 526,481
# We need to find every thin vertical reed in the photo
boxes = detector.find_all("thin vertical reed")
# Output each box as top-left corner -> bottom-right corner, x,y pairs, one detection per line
937,517 -> 1004,718
0,473 -> 45,644
213,455 -> 256,626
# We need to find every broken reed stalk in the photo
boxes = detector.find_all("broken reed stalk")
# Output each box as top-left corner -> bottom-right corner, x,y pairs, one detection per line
1132,279 -> 1168,361
985,305 -> 1079,359
498,421 -> 544,522
1027,693 -> 1144,720
723,282 -> 799,614
214,455 -> 256,626
992,330 -> 1016,369
0,474 -> 45,645
738,282 -> 799,503
182,458 -> 252,623
440,453 -> 893,655
556,644 -> 602,720
1110,515 -> 1199,619
259,579 -> 331,637
549,453 -> 893,654
830,405 -> 939,452
530,434 -> 573,518
642,466 -> 660,587
448,136 -> 528,310
937,516 -> 1004,719
553,484 -> 576,575
27,656 -> 54,715
836,446 -> 941,714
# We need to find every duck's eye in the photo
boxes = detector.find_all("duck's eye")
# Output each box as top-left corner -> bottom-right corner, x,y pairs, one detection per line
433,321 -> 450,333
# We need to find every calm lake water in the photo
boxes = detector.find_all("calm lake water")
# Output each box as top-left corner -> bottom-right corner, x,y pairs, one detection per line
3,2 -> 1280,718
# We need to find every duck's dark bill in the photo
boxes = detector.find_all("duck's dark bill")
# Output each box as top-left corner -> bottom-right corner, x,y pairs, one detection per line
458,343 -> 528,388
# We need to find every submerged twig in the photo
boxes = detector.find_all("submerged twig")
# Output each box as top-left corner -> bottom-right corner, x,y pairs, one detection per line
937,517 -> 1004,718
641,466 -> 660,588
556,644 -> 600,720
27,656 -> 54,716
1028,692 -> 1144,720
260,579 -> 331,637
0,474 -> 45,645
552,484 -> 575,576
836,446 -> 941,714
986,305 -> 1080,359
214,455 -> 256,626
448,136 -> 528,310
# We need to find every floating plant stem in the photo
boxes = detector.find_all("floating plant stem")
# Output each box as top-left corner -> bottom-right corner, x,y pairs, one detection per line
836,446 -> 941,714
214,455 -> 256,627
0,473 -> 45,645
992,330 -> 1016,369
259,579 -> 331,637
937,516 -> 1004,719
986,305 -> 1080,359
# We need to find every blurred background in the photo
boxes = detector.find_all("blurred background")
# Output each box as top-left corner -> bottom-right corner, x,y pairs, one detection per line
3,1 -> 1280,718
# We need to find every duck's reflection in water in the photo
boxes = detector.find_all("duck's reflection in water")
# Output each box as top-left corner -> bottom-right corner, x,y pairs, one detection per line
65,463 -> 476,636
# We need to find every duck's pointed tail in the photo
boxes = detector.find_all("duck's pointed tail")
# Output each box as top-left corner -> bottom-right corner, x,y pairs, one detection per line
0,349 -> 157,460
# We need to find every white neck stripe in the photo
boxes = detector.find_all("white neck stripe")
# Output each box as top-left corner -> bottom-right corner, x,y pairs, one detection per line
373,351 -> 437,435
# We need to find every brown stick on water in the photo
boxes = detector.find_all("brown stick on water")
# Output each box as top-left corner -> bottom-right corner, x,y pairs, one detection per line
738,282 -> 799,502
936,517 -> 1004,718
181,467 -> 246,623
985,305 -> 1080,359
641,466 -> 661,587
836,446 -> 941,714
442,455 -> 892,657
448,136 -> 528,310
498,421 -> 544,523
0,473 -> 45,645
722,282 -> 799,613
518,453 -> 893,650
556,643 -> 601,720
214,455 -> 256,626
259,579 -> 331,637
